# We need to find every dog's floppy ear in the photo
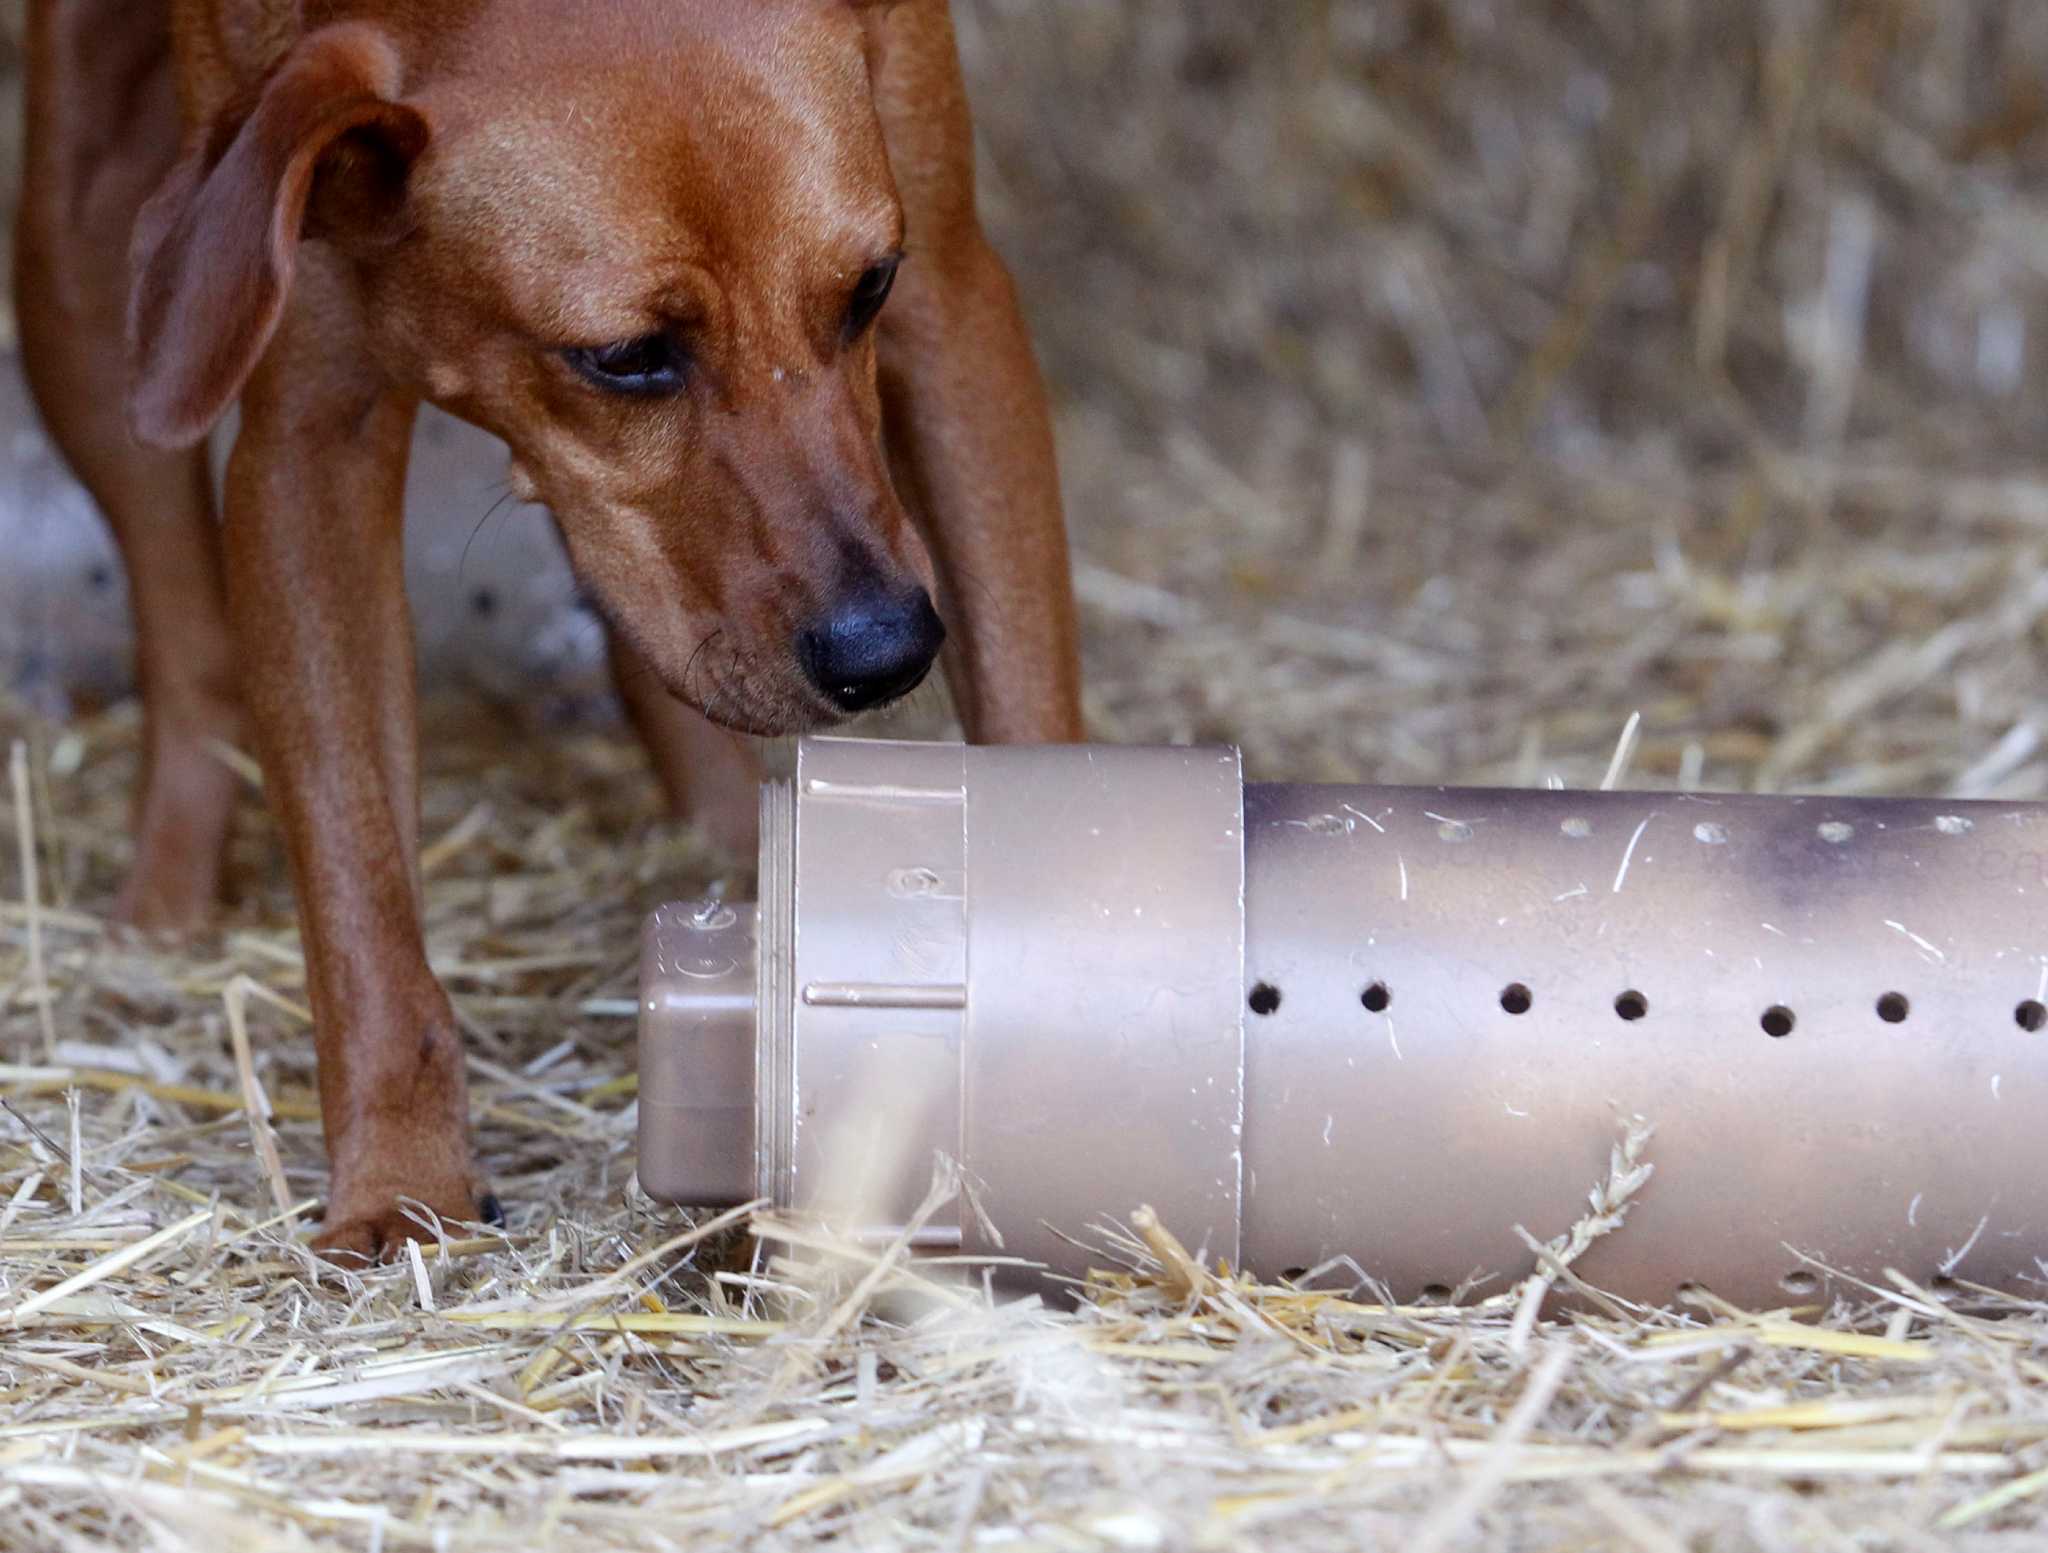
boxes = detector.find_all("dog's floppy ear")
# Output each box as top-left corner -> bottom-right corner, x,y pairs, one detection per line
127,24 -> 428,449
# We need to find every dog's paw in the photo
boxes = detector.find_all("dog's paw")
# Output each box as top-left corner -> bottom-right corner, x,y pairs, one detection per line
110,875 -> 218,940
112,733 -> 243,937
112,837 -> 225,938
312,1189 -> 498,1265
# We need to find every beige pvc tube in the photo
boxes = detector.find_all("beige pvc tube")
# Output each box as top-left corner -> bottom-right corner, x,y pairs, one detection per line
639,737 -> 2048,1308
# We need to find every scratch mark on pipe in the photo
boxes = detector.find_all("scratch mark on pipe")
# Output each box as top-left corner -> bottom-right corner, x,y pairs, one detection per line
1398,854 -> 1409,902
1344,804 -> 1386,834
1322,1114 -> 1334,1146
1908,1193 -> 1922,1227
1554,884 -> 1589,903
1387,1017 -> 1403,1062
1503,1101 -> 1529,1118
804,982 -> 967,1010
1993,1074 -> 2003,1101
803,779 -> 965,805
1941,1215 -> 1990,1275
1760,922 -> 1786,937
1612,815 -> 1656,893
1884,920 -> 1947,963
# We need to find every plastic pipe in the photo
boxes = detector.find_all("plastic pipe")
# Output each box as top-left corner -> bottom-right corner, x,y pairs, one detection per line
639,738 -> 2048,1307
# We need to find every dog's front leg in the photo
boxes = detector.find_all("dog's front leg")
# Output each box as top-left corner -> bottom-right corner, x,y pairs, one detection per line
877,246 -> 1083,744
867,2 -> 1084,745
226,339 -> 478,1263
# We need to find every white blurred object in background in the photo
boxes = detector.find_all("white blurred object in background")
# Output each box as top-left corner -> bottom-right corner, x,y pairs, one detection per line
0,355 -> 613,723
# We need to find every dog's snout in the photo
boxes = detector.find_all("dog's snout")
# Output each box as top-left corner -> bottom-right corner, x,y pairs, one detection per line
799,589 -> 946,713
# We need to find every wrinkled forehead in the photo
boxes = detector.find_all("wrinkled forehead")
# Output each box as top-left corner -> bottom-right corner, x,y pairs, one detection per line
407,0 -> 900,330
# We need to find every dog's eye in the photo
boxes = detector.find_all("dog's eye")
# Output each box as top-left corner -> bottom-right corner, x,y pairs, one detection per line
564,334 -> 686,396
844,258 -> 901,338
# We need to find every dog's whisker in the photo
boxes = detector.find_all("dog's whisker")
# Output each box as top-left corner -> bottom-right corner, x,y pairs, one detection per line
456,484 -> 519,589
939,559 -> 1003,618
703,639 -> 741,731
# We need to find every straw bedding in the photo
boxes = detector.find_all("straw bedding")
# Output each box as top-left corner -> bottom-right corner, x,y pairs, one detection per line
6,1 -> 2048,1546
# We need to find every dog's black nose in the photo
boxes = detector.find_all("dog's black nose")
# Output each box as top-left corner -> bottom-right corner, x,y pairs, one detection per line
799,589 -> 946,713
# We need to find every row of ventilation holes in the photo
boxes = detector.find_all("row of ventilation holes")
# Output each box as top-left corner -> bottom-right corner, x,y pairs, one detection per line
1264,983 -> 2032,1294
1246,980 -> 2048,1034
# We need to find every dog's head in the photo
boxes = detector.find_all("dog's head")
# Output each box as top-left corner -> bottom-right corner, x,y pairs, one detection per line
128,0 -> 942,734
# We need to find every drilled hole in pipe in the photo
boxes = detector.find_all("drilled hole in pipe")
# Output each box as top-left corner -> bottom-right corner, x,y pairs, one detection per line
2018,1000 -> 2048,1033
1761,1005 -> 1796,1038
1420,1283 -> 1453,1303
1614,990 -> 1649,1022
1499,982 -> 1533,1015
1876,992 -> 1910,1024
1930,1275 -> 1961,1301
1780,1270 -> 1820,1298
1361,981 -> 1391,1013
1248,983 -> 1282,1016
1280,1267 -> 1308,1285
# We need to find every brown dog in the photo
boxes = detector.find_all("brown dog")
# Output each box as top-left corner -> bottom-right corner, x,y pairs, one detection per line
16,0 -> 1082,1258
